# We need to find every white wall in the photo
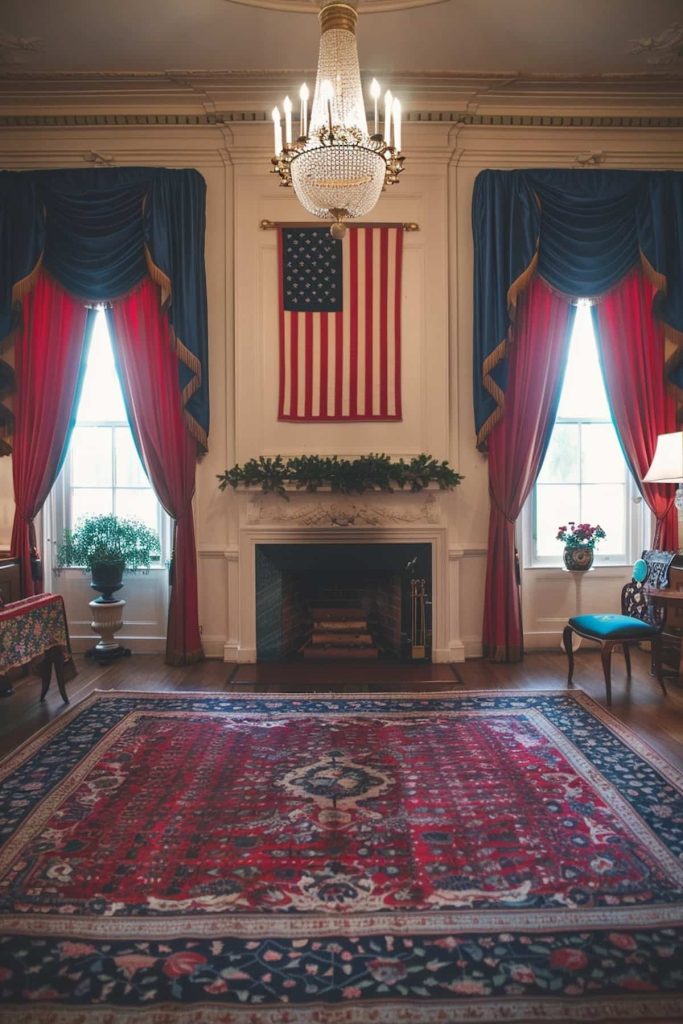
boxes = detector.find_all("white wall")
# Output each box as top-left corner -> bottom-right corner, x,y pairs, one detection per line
1,117 -> 682,656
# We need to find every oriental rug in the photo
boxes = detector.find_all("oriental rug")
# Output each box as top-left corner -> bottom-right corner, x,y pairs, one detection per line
0,690 -> 681,1023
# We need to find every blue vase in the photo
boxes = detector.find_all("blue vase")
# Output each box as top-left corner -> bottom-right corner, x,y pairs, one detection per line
563,545 -> 594,571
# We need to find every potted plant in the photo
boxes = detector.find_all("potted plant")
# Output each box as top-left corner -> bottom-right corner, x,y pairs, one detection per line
57,514 -> 161,602
556,521 -> 606,571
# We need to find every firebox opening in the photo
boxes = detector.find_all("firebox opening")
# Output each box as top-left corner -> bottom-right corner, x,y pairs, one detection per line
255,543 -> 431,662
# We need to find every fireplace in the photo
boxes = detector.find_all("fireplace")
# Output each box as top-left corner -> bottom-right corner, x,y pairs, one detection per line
255,543 -> 431,662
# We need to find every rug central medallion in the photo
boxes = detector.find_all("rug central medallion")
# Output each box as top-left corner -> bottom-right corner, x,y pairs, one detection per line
278,749 -> 393,808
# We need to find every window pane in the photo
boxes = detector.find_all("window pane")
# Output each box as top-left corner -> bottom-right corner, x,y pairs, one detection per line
535,484 -> 580,556
72,488 -> 113,528
54,309 -> 166,565
581,423 -> 626,484
70,427 -> 113,487
77,310 -> 127,423
557,303 -> 611,421
581,483 -> 626,556
115,489 -> 159,534
537,424 -> 579,484
115,428 -> 148,487
531,298 -> 637,566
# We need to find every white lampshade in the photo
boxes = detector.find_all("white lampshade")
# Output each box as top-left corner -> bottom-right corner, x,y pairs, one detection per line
643,431 -> 683,483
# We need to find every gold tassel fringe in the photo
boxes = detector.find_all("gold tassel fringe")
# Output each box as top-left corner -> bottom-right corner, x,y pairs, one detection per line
10,254 -> 43,305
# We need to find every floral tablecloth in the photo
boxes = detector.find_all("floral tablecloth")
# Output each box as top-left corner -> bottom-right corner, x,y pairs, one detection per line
0,594 -> 72,674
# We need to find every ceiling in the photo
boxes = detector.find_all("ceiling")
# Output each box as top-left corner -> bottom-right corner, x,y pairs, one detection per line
0,0 -> 682,80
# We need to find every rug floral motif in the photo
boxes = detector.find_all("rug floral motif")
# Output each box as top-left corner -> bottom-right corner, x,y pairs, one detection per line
0,689 -> 681,1022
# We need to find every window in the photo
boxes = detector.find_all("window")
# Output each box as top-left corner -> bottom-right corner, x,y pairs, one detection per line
50,309 -> 169,563
528,301 -> 642,567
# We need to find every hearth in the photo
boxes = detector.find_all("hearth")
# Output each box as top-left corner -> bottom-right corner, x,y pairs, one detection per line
255,543 -> 431,662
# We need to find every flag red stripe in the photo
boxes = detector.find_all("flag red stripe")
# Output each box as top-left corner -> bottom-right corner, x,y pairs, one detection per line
349,228 -> 358,418
379,227 -> 389,417
304,314 -> 313,418
364,229 -> 373,416
290,313 -> 298,419
320,315 -> 329,418
335,309 -> 344,418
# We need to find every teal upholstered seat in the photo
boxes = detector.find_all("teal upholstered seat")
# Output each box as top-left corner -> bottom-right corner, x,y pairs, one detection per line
568,614 -> 658,641
563,554 -> 669,705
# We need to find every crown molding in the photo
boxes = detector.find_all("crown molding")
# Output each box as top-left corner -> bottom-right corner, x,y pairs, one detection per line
2,111 -> 683,132
0,69 -> 682,120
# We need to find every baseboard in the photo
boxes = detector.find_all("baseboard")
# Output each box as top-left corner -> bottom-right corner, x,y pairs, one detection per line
523,630 -> 565,651
223,644 -> 257,663
463,637 -> 483,659
69,635 -> 166,655
201,637 -> 228,658
435,643 -> 465,663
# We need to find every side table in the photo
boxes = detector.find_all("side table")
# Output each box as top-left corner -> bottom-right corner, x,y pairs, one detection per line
644,587 -> 683,688
0,594 -> 74,702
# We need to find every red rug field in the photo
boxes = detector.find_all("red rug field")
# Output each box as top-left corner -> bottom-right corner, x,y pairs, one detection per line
0,689 -> 681,1022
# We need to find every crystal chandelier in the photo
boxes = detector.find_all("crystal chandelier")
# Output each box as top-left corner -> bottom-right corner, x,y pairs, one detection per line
271,0 -> 404,238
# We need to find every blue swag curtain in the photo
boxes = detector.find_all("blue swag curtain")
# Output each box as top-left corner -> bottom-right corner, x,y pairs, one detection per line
0,167 -> 209,454
472,169 -> 683,449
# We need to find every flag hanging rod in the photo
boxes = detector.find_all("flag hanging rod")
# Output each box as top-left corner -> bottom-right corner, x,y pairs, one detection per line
259,219 -> 419,231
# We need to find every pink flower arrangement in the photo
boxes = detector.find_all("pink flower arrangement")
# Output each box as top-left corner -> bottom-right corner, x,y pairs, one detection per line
556,521 -> 606,549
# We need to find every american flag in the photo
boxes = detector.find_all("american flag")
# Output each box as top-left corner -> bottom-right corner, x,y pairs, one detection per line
278,226 -> 403,421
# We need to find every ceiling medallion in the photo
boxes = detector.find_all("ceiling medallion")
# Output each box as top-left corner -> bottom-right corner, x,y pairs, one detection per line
269,0 -> 405,237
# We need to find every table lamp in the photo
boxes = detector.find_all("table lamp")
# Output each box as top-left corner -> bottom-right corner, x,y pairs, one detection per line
643,431 -> 683,498
643,430 -> 683,549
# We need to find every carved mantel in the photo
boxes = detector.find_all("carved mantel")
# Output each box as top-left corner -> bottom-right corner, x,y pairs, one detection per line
245,491 -> 441,527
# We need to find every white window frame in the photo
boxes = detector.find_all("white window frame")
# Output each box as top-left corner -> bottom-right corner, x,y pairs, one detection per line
44,312 -> 171,580
524,303 -> 647,570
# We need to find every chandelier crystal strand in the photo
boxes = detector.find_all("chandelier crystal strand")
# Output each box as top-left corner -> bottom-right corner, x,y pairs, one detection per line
271,0 -> 405,237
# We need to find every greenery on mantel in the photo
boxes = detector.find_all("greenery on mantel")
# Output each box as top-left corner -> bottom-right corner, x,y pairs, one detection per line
217,454 -> 463,499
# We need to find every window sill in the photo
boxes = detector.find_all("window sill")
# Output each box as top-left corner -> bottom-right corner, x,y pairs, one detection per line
523,563 -> 632,578
53,565 -> 168,575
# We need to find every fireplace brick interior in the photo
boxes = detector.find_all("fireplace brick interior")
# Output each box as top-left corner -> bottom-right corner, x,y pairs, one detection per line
255,543 -> 431,662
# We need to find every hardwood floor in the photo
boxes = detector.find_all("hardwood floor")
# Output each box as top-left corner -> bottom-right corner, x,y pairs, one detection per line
1,646 -> 682,765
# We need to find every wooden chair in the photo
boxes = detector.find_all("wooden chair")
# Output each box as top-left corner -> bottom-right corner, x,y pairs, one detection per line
563,560 -> 667,705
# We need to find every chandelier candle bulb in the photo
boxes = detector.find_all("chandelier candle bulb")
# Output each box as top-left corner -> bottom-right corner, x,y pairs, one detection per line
392,97 -> 402,152
299,83 -> 309,138
283,96 -> 293,145
370,77 -> 381,135
272,107 -> 282,157
383,90 -> 393,145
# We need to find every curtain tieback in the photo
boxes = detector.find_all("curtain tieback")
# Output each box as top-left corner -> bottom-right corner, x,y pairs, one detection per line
489,492 -> 516,525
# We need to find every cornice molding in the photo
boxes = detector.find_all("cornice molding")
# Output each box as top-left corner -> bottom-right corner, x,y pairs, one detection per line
0,68 -> 682,120
2,111 -> 683,130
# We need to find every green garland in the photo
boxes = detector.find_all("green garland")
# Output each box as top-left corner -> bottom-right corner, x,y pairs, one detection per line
217,454 -> 463,499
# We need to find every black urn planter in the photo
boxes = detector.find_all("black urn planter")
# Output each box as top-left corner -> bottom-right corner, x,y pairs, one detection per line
90,560 -> 125,603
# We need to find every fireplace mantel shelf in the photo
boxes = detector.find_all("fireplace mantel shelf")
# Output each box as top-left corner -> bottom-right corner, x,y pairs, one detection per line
233,483 -> 445,496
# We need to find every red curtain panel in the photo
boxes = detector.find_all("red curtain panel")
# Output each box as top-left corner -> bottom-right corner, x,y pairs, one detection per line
107,278 -> 203,665
592,268 -> 678,551
10,271 -> 89,597
482,277 -> 576,662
